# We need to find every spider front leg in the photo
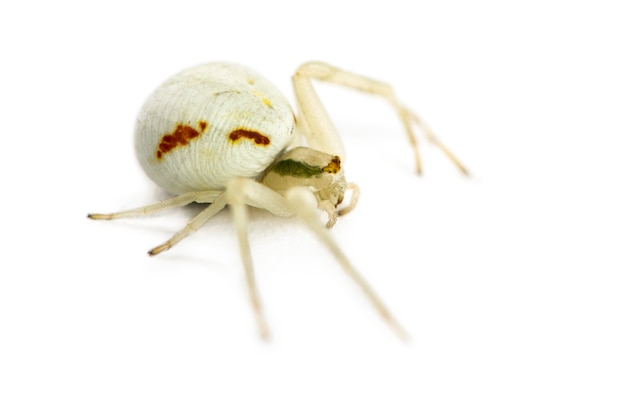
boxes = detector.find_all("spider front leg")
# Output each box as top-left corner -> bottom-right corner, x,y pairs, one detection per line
225,175 -> 407,340
285,186 -> 409,341
292,61 -> 469,175
226,177 -> 295,340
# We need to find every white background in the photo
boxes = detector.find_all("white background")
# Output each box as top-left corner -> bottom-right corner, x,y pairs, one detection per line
1,1 -> 625,396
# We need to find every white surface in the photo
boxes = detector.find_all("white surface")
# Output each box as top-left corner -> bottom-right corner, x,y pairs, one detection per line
1,1 -> 625,396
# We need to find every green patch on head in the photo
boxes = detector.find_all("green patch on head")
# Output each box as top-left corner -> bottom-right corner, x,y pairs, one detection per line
271,159 -> 324,178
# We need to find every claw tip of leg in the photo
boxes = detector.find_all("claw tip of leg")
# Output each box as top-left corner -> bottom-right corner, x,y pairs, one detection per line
87,213 -> 111,220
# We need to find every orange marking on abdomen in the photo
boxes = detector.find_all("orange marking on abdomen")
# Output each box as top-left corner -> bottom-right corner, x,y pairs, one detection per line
229,129 -> 270,146
156,121 -> 208,160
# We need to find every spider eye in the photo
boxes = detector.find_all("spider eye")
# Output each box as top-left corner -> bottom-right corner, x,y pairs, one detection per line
321,156 -> 341,174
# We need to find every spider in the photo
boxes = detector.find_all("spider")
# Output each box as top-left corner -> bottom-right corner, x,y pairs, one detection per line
88,61 -> 468,340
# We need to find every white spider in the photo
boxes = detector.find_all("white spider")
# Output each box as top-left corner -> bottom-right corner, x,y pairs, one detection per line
88,61 -> 468,340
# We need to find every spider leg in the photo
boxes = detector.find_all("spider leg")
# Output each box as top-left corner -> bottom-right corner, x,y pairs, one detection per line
226,178 -> 296,340
148,193 -> 228,256
293,61 -> 468,175
408,111 -> 470,175
87,191 -> 222,220
285,186 -> 409,341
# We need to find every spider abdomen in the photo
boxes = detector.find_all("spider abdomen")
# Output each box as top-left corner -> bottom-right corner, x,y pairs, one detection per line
135,62 -> 296,194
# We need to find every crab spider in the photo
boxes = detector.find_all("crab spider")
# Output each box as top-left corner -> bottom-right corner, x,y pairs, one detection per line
89,61 -> 468,340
